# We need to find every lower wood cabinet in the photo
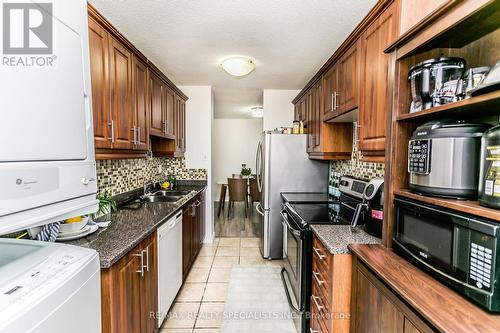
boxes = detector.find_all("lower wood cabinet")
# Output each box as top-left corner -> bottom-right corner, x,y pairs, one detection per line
101,232 -> 158,333
310,235 -> 352,333
350,256 -> 433,333
182,191 -> 206,278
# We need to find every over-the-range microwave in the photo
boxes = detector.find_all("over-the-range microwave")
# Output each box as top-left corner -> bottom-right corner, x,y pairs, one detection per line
393,197 -> 500,312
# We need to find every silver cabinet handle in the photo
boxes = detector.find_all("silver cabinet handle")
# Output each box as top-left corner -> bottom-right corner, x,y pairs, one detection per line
331,93 -> 334,111
333,92 -> 339,110
313,271 -> 325,285
134,251 -> 144,277
143,248 -> 149,272
313,247 -> 326,260
312,295 -> 324,311
108,120 -> 115,143
132,126 -> 137,145
310,329 -> 320,333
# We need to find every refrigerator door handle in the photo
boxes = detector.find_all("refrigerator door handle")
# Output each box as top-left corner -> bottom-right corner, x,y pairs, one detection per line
256,202 -> 265,217
256,141 -> 263,192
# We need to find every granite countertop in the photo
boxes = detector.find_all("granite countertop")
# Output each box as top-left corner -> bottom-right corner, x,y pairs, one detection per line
67,183 -> 206,268
310,225 -> 380,254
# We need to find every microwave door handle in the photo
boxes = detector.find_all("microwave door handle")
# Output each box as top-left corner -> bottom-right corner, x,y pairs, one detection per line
280,210 -> 301,237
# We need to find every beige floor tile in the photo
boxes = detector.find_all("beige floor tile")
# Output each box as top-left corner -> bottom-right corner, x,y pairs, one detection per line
195,302 -> 225,328
212,238 -> 220,246
193,256 -> 214,268
216,246 -> 240,257
193,329 -> 219,333
239,247 -> 261,257
161,329 -> 193,333
218,237 -> 240,247
203,283 -> 228,302
164,302 -> 200,329
208,268 -> 232,283
198,246 -> 217,257
239,256 -> 269,266
186,268 -> 210,283
266,259 -> 285,268
176,283 -> 206,302
212,256 -> 239,268
240,237 -> 260,248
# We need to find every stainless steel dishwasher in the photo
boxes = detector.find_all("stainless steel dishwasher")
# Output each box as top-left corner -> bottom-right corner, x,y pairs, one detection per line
157,210 -> 183,327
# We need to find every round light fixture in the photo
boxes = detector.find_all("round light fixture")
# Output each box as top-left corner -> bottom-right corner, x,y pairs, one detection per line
220,56 -> 255,78
250,106 -> 264,118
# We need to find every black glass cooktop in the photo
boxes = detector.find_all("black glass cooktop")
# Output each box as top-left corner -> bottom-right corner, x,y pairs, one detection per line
281,192 -> 332,203
286,202 -> 351,227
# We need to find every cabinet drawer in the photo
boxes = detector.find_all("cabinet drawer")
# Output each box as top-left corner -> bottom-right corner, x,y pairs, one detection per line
310,314 -> 329,333
311,283 -> 331,333
312,263 -> 333,310
313,237 -> 332,271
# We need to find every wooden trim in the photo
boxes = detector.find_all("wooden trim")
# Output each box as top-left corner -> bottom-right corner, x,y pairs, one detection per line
349,244 -> 500,333
395,189 -> 500,222
87,3 -> 148,63
308,152 -> 352,161
384,0 -> 459,53
95,149 -> 146,160
292,0 -> 395,104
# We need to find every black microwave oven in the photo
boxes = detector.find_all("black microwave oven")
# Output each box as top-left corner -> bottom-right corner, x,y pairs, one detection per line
393,197 -> 500,312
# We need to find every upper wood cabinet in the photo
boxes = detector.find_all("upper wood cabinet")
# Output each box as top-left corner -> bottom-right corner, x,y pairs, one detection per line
132,56 -> 149,151
88,16 -> 111,150
101,232 -> 158,333
88,4 -> 188,159
399,0 -> 451,36
338,40 -> 360,114
322,63 -> 339,120
358,1 -> 398,160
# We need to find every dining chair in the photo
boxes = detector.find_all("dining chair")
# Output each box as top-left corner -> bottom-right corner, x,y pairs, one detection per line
248,178 -> 261,215
227,178 -> 248,219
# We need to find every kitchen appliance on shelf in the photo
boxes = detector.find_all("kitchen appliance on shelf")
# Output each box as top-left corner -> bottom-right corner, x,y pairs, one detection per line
393,197 -> 500,312
471,60 -> 500,96
408,121 -> 490,199
0,239 -> 101,332
157,211 -> 183,327
280,176 -> 380,333
0,0 -> 98,235
408,57 -> 466,113
255,132 -> 329,259
478,125 -> 500,209
455,66 -> 491,100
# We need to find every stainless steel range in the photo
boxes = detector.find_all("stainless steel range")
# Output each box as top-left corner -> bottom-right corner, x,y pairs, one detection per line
280,176 -> 371,333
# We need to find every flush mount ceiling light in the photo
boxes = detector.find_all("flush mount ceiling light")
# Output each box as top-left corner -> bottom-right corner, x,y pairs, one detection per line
250,106 -> 264,118
220,56 -> 255,78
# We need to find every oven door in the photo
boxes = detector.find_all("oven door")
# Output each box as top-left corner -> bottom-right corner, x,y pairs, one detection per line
280,209 -> 304,313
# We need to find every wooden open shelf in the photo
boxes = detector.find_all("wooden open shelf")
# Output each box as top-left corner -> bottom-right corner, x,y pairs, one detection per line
394,189 -> 500,222
397,90 -> 500,122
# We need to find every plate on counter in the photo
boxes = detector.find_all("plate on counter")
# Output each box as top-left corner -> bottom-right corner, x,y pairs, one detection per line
57,224 -> 99,242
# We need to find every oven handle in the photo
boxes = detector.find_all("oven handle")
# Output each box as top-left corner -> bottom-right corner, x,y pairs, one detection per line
280,210 -> 301,237
280,268 -> 302,314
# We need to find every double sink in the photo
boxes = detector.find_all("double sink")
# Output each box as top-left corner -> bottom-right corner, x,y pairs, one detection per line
141,190 -> 191,203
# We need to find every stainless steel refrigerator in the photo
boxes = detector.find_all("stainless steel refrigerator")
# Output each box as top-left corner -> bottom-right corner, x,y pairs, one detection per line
255,132 -> 329,259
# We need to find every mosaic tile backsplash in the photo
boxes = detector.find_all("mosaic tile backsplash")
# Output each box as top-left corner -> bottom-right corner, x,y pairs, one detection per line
330,159 -> 385,181
97,157 -> 207,196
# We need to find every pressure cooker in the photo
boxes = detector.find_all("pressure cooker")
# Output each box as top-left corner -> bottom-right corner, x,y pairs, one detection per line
408,121 -> 490,199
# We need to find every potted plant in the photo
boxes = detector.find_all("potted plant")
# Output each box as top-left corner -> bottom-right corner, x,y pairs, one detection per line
241,164 -> 252,178
93,191 -> 117,220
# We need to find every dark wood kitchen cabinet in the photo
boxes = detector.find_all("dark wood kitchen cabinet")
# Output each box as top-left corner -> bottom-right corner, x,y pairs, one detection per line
174,95 -> 186,156
132,56 -> 150,151
358,1 -> 398,161
182,191 -> 206,279
101,232 -> 158,333
322,62 -> 339,120
88,4 -> 188,159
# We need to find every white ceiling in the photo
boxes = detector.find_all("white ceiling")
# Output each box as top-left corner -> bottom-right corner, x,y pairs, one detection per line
89,0 -> 377,118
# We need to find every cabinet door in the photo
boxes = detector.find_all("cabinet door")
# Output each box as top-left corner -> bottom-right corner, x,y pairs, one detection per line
312,82 -> 322,153
358,2 -> 397,155
322,64 -> 339,120
404,319 -> 423,333
150,73 -> 165,137
399,0 -> 450,36
165,88 -> 175,137
338,41 -> 359,114
109,36 -> 134,149
353,269 -> 404,333
191,200 -> 201,260
112,248 -> 143,333
180,99 -> 186,153
182,205 -> 192,278
132,56 -> 149,151
140,233 -> 158,333
88,17 -> 111,149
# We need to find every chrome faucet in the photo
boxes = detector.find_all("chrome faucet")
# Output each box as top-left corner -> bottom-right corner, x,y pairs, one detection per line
143,181 -> 150,196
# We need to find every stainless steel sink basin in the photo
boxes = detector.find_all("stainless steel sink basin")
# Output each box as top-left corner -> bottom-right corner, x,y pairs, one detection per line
153,190 -> 191,196
142,195 -> 182,203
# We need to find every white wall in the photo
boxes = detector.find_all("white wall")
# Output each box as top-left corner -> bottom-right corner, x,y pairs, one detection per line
263,89 -> 300,131
179,85 -> 214,243
212,118 -> 263,200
